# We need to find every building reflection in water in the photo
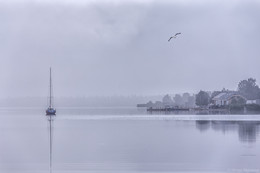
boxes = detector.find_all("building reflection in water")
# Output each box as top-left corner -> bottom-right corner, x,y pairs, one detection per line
195,120 -> 260,143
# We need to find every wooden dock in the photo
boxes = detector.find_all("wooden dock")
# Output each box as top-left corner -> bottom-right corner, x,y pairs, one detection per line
147,107 -> 190,112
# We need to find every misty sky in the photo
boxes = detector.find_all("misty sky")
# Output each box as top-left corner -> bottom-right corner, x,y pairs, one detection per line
1,0 -> 260,98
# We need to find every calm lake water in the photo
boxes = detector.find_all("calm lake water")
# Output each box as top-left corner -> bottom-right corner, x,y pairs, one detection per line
1,107 -> 260,173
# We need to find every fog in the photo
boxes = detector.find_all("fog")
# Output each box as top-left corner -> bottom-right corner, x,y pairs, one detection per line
1,0 -> 260,98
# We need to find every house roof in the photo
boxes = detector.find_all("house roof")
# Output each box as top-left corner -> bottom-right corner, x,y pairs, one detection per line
213,92 -> 246,101
212,93 -> 226,100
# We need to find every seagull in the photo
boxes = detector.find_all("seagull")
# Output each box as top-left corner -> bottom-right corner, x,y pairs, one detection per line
168,33 -> 181,42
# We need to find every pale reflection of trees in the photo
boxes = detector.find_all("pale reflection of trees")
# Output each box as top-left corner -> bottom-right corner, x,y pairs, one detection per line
195,121 -> 260,143
196,121 -> 211,132
238,122 -> 260,142
211,121 -> 237,134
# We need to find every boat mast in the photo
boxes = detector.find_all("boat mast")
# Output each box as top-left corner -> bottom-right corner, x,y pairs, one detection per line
49,68 -> 52,108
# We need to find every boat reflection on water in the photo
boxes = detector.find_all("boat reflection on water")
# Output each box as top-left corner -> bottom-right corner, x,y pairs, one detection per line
196,120 -> 260,143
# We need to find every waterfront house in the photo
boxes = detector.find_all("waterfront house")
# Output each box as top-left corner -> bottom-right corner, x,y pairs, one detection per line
212,92 -> 247,106
246,99 -> 260,105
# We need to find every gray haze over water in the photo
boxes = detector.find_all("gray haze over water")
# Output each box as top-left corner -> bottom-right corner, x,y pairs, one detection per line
1,0 -> 260,98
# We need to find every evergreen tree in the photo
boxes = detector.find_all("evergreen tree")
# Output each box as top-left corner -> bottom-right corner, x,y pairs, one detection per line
196,90 -> 210,107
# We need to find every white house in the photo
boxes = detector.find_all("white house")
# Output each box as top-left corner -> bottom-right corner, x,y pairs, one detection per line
246,99 -> 260,105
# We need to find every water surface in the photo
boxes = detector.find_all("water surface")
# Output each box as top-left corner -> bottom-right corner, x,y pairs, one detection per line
0,107 -> 260,173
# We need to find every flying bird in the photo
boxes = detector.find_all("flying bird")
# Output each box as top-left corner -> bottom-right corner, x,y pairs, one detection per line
168,33 -> 181,42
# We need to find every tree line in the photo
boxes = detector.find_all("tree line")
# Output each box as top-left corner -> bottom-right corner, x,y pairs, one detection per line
195,78 -> 260,107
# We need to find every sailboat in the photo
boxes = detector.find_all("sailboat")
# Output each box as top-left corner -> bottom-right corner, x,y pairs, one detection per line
46,68 -> 56,116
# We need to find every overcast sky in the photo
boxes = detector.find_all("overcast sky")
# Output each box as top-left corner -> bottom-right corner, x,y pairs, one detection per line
1,0 -> 260,98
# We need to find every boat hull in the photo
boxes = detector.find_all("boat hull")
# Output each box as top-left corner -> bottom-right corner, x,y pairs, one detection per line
46,108 -> 56,115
